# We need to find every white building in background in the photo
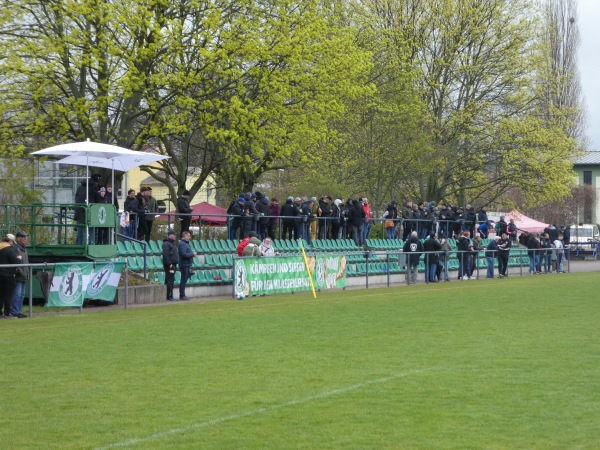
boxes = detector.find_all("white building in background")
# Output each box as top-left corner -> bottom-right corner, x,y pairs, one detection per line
572,151 -> 600,225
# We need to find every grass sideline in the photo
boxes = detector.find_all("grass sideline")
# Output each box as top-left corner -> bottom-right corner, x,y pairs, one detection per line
2,273 -> 600,449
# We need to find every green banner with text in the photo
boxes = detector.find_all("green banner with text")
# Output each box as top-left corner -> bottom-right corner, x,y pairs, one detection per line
233,255 -> 347,297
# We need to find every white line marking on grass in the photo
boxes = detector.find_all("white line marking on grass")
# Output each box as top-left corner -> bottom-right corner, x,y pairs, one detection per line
96,368 -> 434,449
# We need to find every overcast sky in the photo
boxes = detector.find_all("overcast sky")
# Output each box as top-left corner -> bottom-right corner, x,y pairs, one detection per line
578,0 -> 600,151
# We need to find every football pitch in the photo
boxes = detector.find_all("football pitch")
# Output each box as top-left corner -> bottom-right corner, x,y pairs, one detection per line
2,273 -> 600,449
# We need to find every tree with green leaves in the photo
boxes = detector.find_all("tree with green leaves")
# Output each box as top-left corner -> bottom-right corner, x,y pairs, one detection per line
1,0 -> 372,206
313,0 -> 578,211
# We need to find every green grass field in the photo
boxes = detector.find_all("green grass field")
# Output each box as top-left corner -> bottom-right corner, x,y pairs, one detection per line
2,273 -> 600,449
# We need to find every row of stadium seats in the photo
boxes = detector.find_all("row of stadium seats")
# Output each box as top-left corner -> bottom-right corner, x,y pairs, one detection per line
117,237 -> 504,258
118,254 -> 235,272
345,255 -> 531,276
150,269 -> 232,286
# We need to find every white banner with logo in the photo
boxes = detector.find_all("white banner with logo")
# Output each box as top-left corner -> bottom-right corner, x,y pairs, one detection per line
47,262 -> 124,307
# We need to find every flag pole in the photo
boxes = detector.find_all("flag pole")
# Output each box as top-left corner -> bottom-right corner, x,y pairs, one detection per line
299,241 -> 317,299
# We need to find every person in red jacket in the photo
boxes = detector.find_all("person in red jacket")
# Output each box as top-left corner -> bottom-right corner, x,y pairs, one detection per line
362,197 -> 373,241
237,231 -> 258,256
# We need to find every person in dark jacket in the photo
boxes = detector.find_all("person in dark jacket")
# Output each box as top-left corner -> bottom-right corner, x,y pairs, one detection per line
401,201 -> 413,240
178,231 -> 196,300
177,190 -> 193,237
423,234 -> 442,282
127,192 -> 147,241
122,189 -> 136,240
485,236 -> 500,278
143,187 -> 158,243
242,193 -> 259,237
162,230 -> 179,301
318,196 -> 332,240
348,199 -> 365,246
11,231 -> 29,318
539,232 -> 552,273
507,218 -> 518,241
268,198 -> 280,240
300,198 -> 314,244
495,216 -> 508,236
96,186 -> 112,244
382,201 -> 398,240
497,232 -> 512,278
254,192 -> 270,240
526,233 -> 540,275
330,199 -> 343,240
463,204 -> 476,236
416,202 -> 428,240
457,230 -> 473,280
106,185 -> 119,211
280,197 -> 296,240
402,231 -> 423,285
0,235 -> 20,318
74,173 -> 101,244
229,197 -> 247,240
478,206 -> 489,226
478,220 -> 493,239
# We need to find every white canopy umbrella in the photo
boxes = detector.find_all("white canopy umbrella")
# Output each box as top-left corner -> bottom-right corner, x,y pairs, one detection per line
32,140 -> 171,245
32,139 -> 170,201
55,152 -> 169,172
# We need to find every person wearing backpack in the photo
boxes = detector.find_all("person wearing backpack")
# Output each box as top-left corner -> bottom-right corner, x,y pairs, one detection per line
238,231 -> 259,256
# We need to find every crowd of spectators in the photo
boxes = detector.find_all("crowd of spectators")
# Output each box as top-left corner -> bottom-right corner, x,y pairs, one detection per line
226,192 -> 374,247
224,193 -> 573,249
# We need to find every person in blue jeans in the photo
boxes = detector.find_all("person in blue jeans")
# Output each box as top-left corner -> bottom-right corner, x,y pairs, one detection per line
485,236 -> 500,278
526,232 -> 540,275
11,231 -> 29,318
423,234 -> 441,282
178,231 -> 196,301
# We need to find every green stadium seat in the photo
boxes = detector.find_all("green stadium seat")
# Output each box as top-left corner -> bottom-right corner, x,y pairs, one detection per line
124,240 -> 136,256
126,256 -> 143,272
223,254 -> 234,267
149,239 -> 161,255
194,270 -> 209,285
213,240 -> 225,253
205,240 -> 217,253
219,269 -> 232,283
198,240 -> 211,253
206,269 -> 225,284
227,240 -> 239,252
204,254 -> 218,267
191,240 -> 203,253
192,255 -> 203,270
153,255 -> 164,271
116,241 -> 128,256
145,255 -> 160,271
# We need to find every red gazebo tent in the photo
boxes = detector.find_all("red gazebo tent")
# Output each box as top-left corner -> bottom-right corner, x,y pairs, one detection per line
162,202 -> 228,225
504,210 -> 548,234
